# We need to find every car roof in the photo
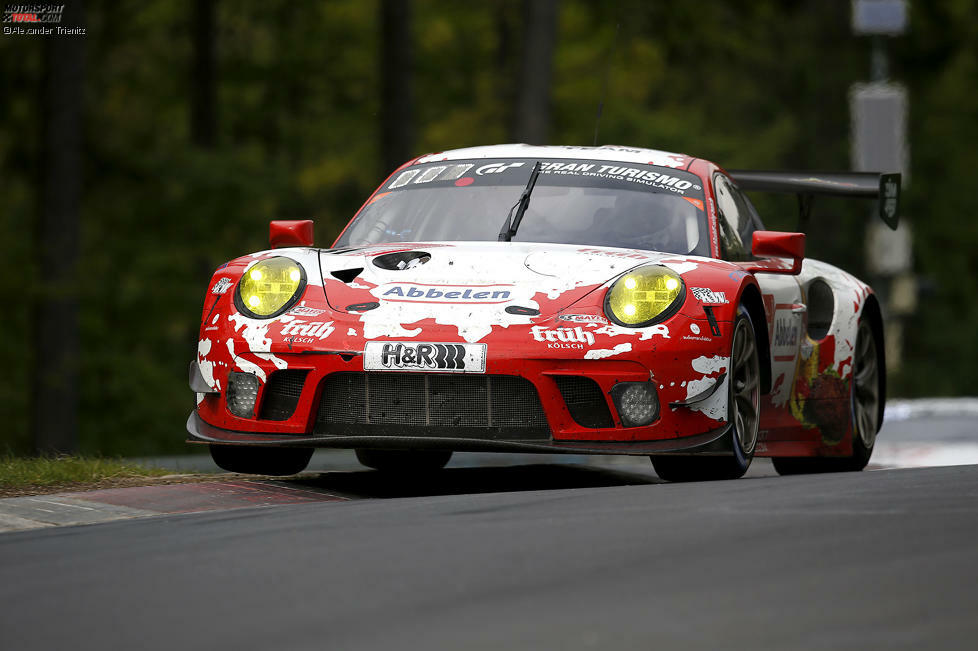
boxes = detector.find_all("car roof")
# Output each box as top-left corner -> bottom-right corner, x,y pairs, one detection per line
414,144 -> 696,170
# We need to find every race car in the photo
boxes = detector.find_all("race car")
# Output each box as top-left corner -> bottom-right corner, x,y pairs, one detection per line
188,144 -> 899,481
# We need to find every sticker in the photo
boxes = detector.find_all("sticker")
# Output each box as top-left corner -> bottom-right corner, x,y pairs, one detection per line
690,323 -> 701,335
772,309 -> 800,361
289,306 -> 326,317
690,287 -> 729,304
211,277 -> 233,295
364,341 -> 487,373
557,313 -> 608,324
530,326 -> 595,349
380,283 -> 513,303
476,162 -> 525,176
280,320 -> 334,340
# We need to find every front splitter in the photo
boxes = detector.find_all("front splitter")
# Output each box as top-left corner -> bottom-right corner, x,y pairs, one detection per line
187,412 -> 734,456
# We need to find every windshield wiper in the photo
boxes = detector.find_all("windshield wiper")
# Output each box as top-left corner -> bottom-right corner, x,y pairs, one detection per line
498,161 -> 542,242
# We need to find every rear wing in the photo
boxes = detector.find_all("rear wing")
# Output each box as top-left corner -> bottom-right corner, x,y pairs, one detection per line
728,170 -> 901,231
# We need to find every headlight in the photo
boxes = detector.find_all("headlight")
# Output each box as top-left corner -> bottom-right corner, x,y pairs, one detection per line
604,266 -> 684,327
234,256 -> 306,318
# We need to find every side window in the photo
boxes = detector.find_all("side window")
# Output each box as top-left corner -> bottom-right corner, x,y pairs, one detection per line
730,185 -> 760,255
713,175 -> 748,261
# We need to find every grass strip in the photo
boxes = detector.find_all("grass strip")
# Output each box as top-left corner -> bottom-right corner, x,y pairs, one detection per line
0,455 -> 200,497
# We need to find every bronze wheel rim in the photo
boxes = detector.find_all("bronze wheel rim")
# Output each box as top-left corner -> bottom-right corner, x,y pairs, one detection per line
853,320 -> 880,449
730,317 -> 760,456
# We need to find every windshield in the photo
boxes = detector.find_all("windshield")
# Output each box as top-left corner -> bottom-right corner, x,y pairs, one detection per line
336,158 -> 709,255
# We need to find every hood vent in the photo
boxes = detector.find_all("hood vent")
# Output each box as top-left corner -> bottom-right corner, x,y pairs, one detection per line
372,250 -> 431,271
331,267 -> 364,283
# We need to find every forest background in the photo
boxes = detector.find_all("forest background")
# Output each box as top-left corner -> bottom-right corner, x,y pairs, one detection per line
1,0 -> 975,455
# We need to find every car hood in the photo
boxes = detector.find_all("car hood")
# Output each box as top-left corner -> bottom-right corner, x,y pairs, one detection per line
316,241 -> 701,342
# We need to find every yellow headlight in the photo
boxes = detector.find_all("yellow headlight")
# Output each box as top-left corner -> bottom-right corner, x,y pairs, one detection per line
236,257 -> 305,318
605,266 -> 684,326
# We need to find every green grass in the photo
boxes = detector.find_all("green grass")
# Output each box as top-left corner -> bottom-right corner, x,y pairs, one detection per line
0,455 -> 175,491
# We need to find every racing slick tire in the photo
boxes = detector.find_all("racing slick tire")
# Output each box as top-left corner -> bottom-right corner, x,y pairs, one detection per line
772,317 -> 882,475
209,445 -> 313,476
651,309 -> 761,482
355,448 -> 452,472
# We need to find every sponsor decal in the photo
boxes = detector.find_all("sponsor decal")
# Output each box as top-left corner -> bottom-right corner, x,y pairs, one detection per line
475,161 -> 525,176
288,305 -> 326,317
690,323 -> 701,335
387,163 -> 476,189
691,287 -> 728,304
531,326 -> 595,349
772,311 -> 800,361
682,335 -> 713,343
557,313 -> 608,324
364,341 -> 487,373
381,283 -> 513,303
280,320 -> 334,340
211,277 -> 233,295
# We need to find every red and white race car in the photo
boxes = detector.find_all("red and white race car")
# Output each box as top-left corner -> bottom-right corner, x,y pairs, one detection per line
188,144 -> 899,481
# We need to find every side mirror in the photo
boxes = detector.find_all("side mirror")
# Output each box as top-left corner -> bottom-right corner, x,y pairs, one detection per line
269,220 -> 314,248
748,231 -> 805,275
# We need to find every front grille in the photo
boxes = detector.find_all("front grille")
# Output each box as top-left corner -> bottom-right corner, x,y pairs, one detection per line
316,372 -> 549,437
259,370 -> 308,421
554,376 -> 614,429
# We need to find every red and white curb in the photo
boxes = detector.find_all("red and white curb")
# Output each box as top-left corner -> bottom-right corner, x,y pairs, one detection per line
0,481 -> 346,533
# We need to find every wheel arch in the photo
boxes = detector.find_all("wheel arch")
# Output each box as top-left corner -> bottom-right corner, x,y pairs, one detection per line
738,282 -> 771,395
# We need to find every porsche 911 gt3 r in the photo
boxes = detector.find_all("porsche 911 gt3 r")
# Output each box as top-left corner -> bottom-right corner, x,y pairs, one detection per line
188,144 -> 899,481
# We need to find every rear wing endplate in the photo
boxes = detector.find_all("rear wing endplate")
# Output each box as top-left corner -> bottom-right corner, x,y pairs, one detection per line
729,170 -> 901,231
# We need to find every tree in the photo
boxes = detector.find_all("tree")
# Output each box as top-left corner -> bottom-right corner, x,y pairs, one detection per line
380,0 -> 414,175
191,0 -> 217,149
513,0 -> 558,144
32,1 -> 86,454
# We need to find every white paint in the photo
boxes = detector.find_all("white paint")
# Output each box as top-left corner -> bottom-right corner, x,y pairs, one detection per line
226,338 -> 267,382
593,324 -> 670,340
691,355 -> 729,375
584,343 -> 632,359
227,313 -> 289,373
196,339 -> 216,390
663,261 -> 698,275
347,328 -> 357,336
414,144 -> 692,169
688,374 -> 729,421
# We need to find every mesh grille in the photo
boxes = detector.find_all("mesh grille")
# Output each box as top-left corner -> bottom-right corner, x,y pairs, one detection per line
259,370 -> 308,421
554,376 -> 613,429
317,373 -> 548,429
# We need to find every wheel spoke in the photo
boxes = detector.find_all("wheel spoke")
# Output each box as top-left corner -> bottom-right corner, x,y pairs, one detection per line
736,395 -> 756,420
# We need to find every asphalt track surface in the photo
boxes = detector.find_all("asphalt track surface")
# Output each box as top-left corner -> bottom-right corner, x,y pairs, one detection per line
2,458 -> 978,650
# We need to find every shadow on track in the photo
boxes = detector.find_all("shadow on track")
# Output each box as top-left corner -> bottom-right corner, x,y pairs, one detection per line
282,463 -> 659,500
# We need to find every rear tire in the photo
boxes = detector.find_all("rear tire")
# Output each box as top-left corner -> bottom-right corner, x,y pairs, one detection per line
209,445 -> 313,476
773,316 -> 881,475
355,448 -> 452,472
651,309 -> 760,482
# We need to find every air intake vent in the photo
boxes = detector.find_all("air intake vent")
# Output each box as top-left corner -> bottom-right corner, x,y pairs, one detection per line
554,376 -> 614,428
316,373 -> 549,439
259,370 -> 308,421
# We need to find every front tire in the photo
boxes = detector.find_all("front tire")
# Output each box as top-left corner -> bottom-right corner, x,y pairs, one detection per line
651,309 -> 761,482
209,445 -> 313,476
772,316 -> 881,475
355,448 -> 452,472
